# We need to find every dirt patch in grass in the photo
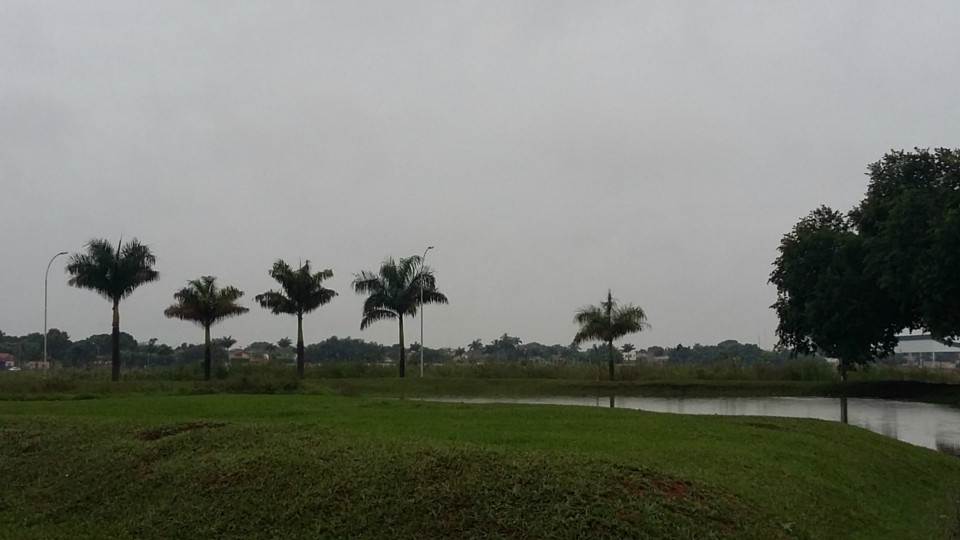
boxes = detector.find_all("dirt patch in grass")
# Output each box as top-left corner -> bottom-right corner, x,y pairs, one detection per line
739,421 -> 788,431
136,421 -> 227,441
652,478 -> 692,500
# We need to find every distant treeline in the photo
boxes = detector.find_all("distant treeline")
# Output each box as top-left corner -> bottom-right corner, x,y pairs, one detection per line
0,329 -> 227,368
668,340 -> 797,365
0,328 -> 824,369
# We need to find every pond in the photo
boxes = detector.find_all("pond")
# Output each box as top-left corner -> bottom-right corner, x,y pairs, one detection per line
429,396 -> 960,454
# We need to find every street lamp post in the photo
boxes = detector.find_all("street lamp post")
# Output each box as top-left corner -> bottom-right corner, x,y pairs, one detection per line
420,245 -> 434,378
44,251 -> 69,372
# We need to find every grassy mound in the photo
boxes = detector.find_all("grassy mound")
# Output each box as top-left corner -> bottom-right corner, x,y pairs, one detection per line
2,393 -> 960,538
1,418 -> 784,539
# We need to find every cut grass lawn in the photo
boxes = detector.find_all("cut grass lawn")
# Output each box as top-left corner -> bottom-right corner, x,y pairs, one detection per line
2,393 -> 960,539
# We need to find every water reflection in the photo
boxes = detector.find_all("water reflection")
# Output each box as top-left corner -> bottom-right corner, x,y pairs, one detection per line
936,439 -> 960,457
430,396 -> 960,453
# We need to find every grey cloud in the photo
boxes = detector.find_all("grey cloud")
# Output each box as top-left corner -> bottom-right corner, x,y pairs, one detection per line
3,1 -> 960,351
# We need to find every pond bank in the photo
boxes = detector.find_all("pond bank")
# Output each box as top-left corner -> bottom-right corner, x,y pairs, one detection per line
327,378 -> 960,406
2,372 -> 958,408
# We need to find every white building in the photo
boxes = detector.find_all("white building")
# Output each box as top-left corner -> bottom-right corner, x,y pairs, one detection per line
895,334 -> 960,368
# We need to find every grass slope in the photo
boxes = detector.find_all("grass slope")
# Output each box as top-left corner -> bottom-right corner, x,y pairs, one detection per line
2,394 -> 960,539
1,419 -> 783,539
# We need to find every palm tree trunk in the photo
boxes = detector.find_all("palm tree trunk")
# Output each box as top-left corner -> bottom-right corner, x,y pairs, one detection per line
608,339 -> 615,381
111,299 -> 121,382
296,313 -> 305,378
203,324 -> 212,381
398,317 -> 406,378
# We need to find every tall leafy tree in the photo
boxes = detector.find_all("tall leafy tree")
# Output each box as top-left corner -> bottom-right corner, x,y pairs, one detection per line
852,148 -> 960,341
352,255 -> 448,377
770,206 -> 906,378
255,260 -> 337,378
304,336 -> 387,363
66,238 -> 159,381
44,329 -> 73,361
771,149 -> 960,376
573,291 -> 649,380
164,276 -> 248,381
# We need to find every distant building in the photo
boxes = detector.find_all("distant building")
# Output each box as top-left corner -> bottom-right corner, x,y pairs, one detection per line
228,348 -> 270,365
895,334 -> 960,368
24,361 -> 51,370
250,354 -> 270,365
228,348 -> 252,361
0,352 -> 16,369
645,355 -> 668,365
632,349 -> 667,365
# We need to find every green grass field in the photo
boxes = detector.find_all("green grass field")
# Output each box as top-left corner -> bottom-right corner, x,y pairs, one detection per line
2,390 -> 960,539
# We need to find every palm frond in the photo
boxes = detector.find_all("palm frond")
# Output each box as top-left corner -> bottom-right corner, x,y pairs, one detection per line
259,259 -> 337,316
360,308 -> 397,330
213,285 -> 249,321
255,290 -> 297,315
420,290 -> 449,306
573,306 -> 603,325
573,315 -> 609,345
573,293 -> 649,345
66,238 -> 158,301
397,255 -> 420,282
611,305 -> 650,336
381,257 -> 402,289
352,270 -> 385,294
165,275 -> 248,328
66,239 -> 116,300
353,254 -> 448,331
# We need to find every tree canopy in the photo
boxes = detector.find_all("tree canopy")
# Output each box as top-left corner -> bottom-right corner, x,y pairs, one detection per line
853,148 -> 960,341
771,148 -> 960,374
770,206 -> 905,376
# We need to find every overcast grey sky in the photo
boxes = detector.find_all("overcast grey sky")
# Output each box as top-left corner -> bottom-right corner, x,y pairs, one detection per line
3,1 -> 959,350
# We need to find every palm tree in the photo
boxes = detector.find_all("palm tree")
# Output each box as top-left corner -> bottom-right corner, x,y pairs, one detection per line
213,335 -> 237,351
255,260 -> 337,378
164,276 -> 248,381
276,337 -> 293,362
573,290 -> 649,381
66,238 -> 159,381
352,255 -> 448,377
467,338 -> 483,359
